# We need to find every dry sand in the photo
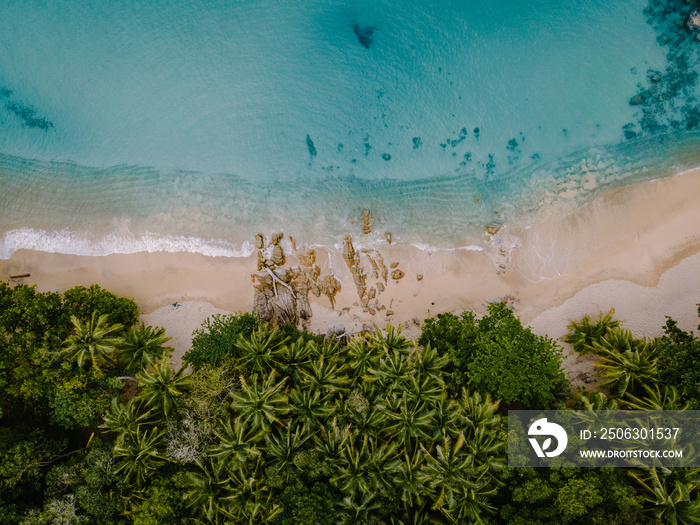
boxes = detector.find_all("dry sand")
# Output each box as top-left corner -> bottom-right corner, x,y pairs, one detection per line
2,168 -> 700,383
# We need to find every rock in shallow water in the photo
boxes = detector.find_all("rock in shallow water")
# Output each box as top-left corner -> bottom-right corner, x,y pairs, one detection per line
391,269 -> 405,280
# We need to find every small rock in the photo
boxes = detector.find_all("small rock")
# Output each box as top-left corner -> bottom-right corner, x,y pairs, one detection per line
386,310 -> 394,316
486,224 -> 501,235
382,153 -> 391,161
377,282 -> 385,293
412,317 -> 420,325
327,324 -> 346,338
688,10 -> 700,30
363,210 -> 371,234
651,74 -> 661,83
385,232 -> 392,244
362,323 -> 375,333
352,302 -> 359,307
584,377 -> 596,384
416,273 -> 423,281
368,308 -> 376,315
499,263 -> 507,270
271,232 -> 284,245
390,262 -> 400,268
391,269 -> 405,280
255,233 -> 264,249
629,95 -> 643,106
659,34 -> 670,44
369,287 -> 376,299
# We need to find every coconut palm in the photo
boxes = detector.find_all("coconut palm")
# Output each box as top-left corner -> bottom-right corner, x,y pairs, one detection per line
298,354 -> 351,395
274,336 -> 312,383
183,462 -> 235,525
331,437 -> 373,497
595,339 -> 659,398
624,384 -> 691,411
393,449 -> 427,508
100,397 -> 154,437
134,358 -> 192,417
62,312 -> 123,369
412,343 -> 449,380
264,422 -> 312,470
229,372 -> 289,431
406,374 -> 444,405
313,418 -> 351,465
210,418 -> 264,472
363,438 -> 400,493
371,324 -> 412,354
337,493 -> 382,525
118,321 -> 172,371
564,308 -> 619,353
366,349 -> 411,393
345,337 -> 383,381
383,395 -> 436,446
113,425 -> 167,487
630,468 -> 700,525
235,324 -> 286,374
341,404 -> 387,440
289,387 -> 333,429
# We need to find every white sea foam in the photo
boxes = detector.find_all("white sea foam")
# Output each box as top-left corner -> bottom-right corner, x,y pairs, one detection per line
0,228 -> 256,260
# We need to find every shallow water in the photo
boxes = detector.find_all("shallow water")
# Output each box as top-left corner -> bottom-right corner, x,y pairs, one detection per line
1,0 -> 699,258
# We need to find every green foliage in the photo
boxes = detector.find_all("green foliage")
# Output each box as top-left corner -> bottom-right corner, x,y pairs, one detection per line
657,305 -> 700,408
273,481 -> 337,525
62,312 -> 124,369
497,466 -> 652,524
420,303 -> 567,408
184,313 -> 259,369
118,322 -> 171,371
132,476 -> 185,525
134,358 -> 191,417
62,284 -> 138,328
564,308 -> 620,354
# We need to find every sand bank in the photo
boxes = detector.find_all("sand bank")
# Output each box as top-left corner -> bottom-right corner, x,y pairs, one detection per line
2,169 -> 700,379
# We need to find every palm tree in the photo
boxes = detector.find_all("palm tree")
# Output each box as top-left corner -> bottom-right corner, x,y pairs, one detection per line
564,308 -> 619,353
345,337 -> 382,382
118,322 -> 172,371
134,358 -> 192,417
371,324 -> 412,354
412,344 -> 449,380
594,337 -> 659,398
365,349 -> 411,393
298,354 -> 351,395
264,422 -> 312,470
100,397 -> 154,437
183,461 -> 235,524
113,425 -> 167,487
313,418 -> 351,466
62,312 -> 123,369
235,324 -> 286,374
392,448 -> 427,509
229,372 -> 289,431
274,336 -> 312,384
210,417 -> 264,472
337,493 -> 382,525
630,468 -> 700,525
624,384 -> 692,411
331,437 -> 372,497
289,387 -> 333,429
382,395 -> 436,446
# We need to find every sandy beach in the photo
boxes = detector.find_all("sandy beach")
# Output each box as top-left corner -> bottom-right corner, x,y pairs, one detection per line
2,168 -> 700,384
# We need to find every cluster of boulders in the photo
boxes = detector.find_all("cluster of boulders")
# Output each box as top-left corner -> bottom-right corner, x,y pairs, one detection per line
252,233 -> 340,327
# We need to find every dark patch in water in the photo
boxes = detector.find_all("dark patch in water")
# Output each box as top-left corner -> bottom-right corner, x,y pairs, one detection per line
473,127 -> 480,140
352,25 -> 375,49
363,135 -> 372,156
412,137 -> 422,149
337,143 -> 344,152
382,153 -> 391,161
506,138 -> 518,151
306,134 -> 317,158
1,87 -> 54,130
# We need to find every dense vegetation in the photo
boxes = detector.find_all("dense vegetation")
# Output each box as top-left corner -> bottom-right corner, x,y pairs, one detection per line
1,280 -> 699,523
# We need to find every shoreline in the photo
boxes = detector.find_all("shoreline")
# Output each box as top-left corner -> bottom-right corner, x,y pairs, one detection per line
2,168 -> 700,381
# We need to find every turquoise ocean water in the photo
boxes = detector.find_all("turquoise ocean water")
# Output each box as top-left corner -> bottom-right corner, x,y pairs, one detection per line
1,0 -> 699,258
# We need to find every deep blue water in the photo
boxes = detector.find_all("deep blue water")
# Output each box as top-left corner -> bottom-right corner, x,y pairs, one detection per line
1,0 -> 699,257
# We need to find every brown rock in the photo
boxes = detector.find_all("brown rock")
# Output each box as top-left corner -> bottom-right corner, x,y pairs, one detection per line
368,287 -> 376,299
368,308 -> 376,315
271,232 -> 284,245
385,232 -> 392,244
362,210 -> 371,234
255,233 -> 264,249
289,235 -> 297,251
390,262 -> 399,269
298,249 -> 316,267
271,245 -> 285,267
486,224 -> 501,235
416,273 -> 423,281
377,282 -> 385,293
386,310 -> 394,316
391,269 -> 405,280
